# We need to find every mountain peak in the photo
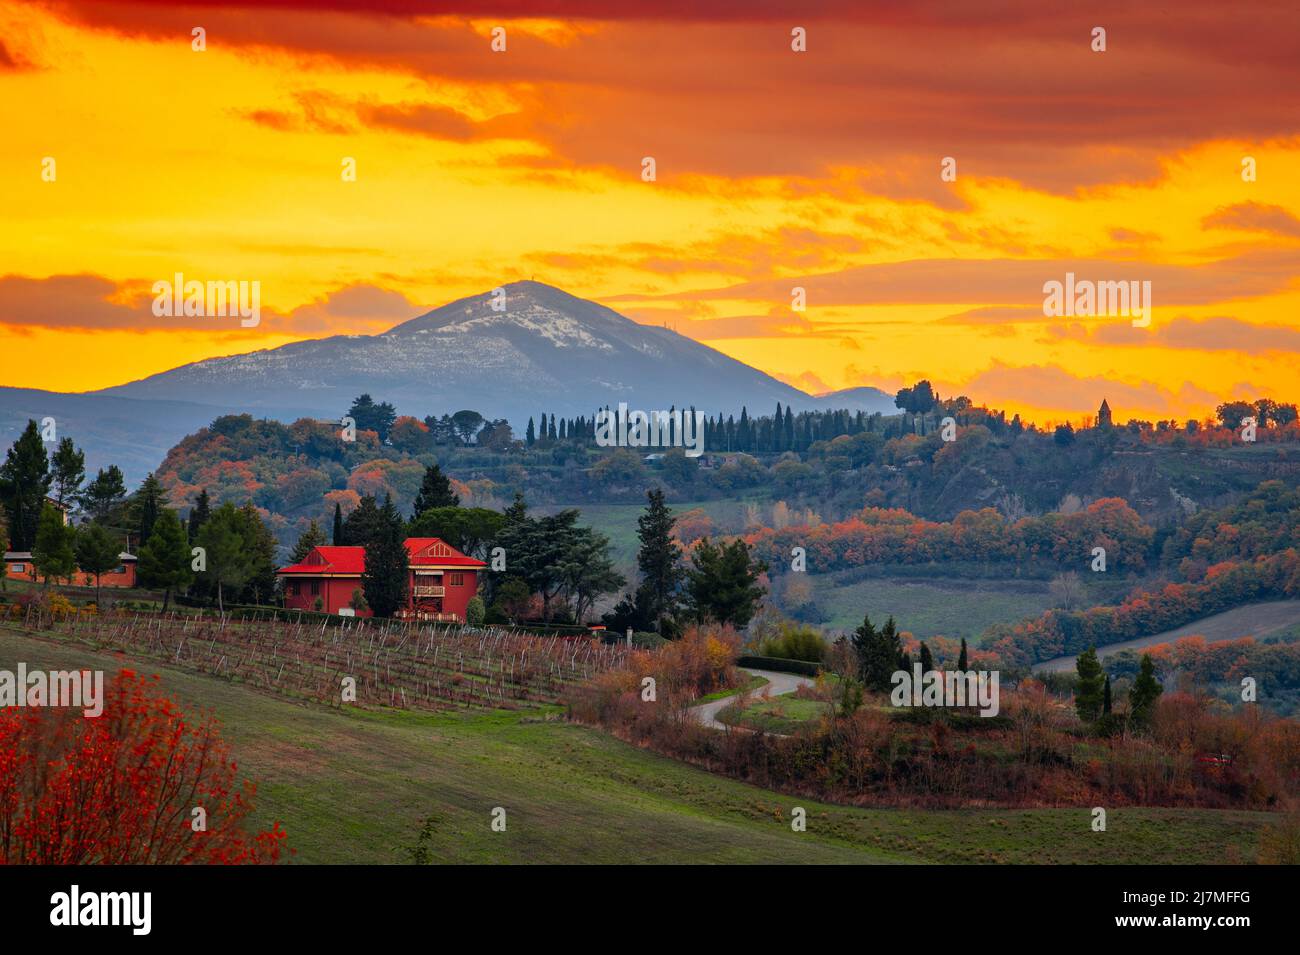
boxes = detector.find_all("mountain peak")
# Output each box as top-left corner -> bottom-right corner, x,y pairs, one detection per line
93,281 -> 898,437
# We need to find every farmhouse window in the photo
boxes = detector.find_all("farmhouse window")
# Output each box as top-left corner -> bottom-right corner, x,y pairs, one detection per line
311,580 -> 320,596
450,573 -> 464,586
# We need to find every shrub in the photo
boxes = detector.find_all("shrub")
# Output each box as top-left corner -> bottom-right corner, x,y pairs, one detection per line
755,622 -> 827,663
465,595 -> 485,626
0,669 -> 287,863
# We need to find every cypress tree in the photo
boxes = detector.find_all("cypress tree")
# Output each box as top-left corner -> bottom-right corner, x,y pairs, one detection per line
134,472 -> 164,546
958,637 -> 969,671
188,489 -> 211,545
635,488 -> 683,634
919,641 -> 934,673
362,493 -> 409,618
1075,646 -> 1106,722
1129,654 -> 1163,726
332,501 -> 343,545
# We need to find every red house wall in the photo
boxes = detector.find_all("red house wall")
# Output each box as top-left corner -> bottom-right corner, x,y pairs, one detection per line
283,575 -> 371,616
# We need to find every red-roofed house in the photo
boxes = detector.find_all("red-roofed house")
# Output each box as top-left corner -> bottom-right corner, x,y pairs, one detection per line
277,538 -> 486,621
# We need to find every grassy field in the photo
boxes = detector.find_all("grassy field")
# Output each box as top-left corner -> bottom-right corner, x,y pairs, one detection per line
719,693 -> 831,735
0,626 -> 1277,865
813,573 -> 1057,639
560,499 -> 763,567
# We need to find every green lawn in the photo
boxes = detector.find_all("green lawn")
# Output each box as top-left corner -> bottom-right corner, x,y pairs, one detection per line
0,625 -> 1276,865
562,500 -> 762,568
719,693 -> 831,734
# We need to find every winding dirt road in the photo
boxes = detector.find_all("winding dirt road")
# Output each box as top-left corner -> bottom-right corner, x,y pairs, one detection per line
1031,599 -> 1300,673
689,667 -> 815,730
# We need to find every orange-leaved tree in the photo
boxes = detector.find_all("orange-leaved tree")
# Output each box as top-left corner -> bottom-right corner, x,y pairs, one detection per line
0,669 -> 287,864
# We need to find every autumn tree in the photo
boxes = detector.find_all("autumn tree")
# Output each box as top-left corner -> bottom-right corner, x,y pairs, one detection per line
0,670 -> 287,864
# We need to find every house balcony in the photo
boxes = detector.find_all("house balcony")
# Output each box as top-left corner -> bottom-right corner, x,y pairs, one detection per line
413,585 -> 445,598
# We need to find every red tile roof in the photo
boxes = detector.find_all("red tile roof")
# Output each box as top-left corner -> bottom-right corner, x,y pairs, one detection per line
277,538 -> 485,575
278,545 -> 366,576
404,537 -> 487,568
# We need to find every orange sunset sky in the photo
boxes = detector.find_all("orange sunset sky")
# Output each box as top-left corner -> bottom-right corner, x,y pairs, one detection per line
2,0 -> 1299,426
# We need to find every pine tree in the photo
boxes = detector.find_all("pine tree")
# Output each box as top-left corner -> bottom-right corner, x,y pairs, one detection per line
957,637 -> 969,671
341,495 -> 383,547
850,614 -> 878,684
635,488 -> 683,634
1074,646 -> 1106,722
50,437 -> 85,507
233,503 -> 278,605
32,503 -> 76,587
332,501 -> 343,545
0,420 -> 51,551
411,464 -> 459,517
291,520 -> 328,563
75,522 -> 122,606
855,614 -> 903,692
362,494 -> 409,618
684,538 -> 767,628
136,509 -> 192,611
195,503 -> 250,612
81,465 -> 128,524
1129,654 -> 1163,726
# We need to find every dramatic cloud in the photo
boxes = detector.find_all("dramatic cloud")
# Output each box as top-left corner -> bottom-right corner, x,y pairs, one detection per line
44,0 -> 1300,191
0,274 -> 419,334
1202,202 -> 1300,239
638,251 -> 1300,309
